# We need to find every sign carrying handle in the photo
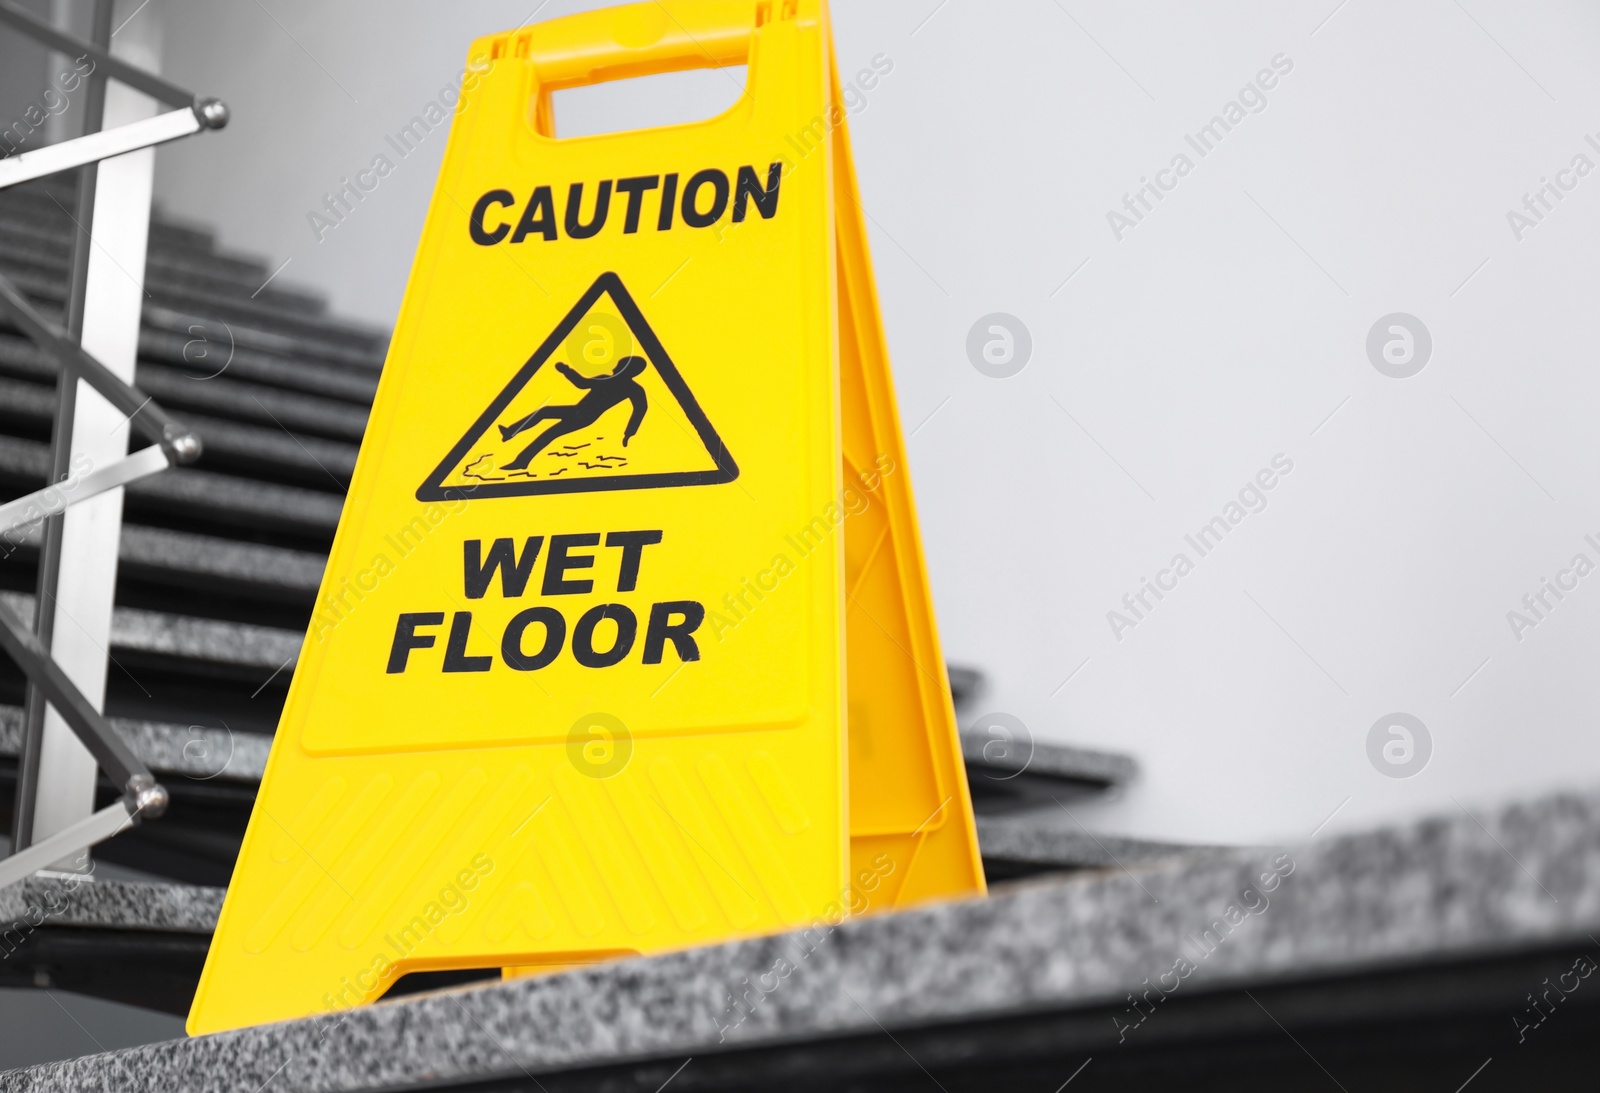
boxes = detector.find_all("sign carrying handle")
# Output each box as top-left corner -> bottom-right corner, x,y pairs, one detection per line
509,0 -> 769,135
522,0 -> 759,88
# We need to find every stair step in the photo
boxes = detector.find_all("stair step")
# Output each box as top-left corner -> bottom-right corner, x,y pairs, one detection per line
0,246 -> 335,329
140,316 -> 382,397
7,521 -> 325,605
0,218 -> 329,316
0,704 -> 270,782
0,873 -> 221,933
133,360 -> 370,443
974,812 -> 1222,882
0,434 -> 344,540
0,591 -> 301,672
0,262 -> 385,364
0,329 -> 381,411
0,299 -> 385,389
0,373 -> 358,487
946,663 -> 984,710
0,211 -> 264,283
120,525 -> 325,595
961,730 -> 1138,813
0,180 -> 224,257
960,731 -> 1136,787
0,873 -> 220,1014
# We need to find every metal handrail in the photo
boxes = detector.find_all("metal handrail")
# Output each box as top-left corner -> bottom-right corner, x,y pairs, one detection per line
0,0 -> 228,192
0,107 -> 225,189
0,0 -> 210,116
0,600 -> 152,791
0,274 -> 201,460
0,2 -> 226,888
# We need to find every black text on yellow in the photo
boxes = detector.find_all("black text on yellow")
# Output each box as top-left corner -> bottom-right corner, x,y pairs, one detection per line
469,163 -> 782,244
385,530 -> 705,673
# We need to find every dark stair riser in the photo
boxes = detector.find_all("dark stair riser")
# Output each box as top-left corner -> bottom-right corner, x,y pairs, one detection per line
0,434 -> 343,546
0,218 -> 330,314
0,373 -> 357,489
0,329 -> 382,410
0,263 -> 385,362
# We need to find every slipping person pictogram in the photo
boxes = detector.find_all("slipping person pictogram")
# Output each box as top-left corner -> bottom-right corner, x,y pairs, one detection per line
419,272 -> 738,499
499,356 -> 648,470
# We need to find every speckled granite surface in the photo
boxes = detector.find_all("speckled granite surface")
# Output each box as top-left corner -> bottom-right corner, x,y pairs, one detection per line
0,876 -> 221,933
0,704 -> 270,782
0,591 -> 300,671
4,522 -> 327,595
960,730 -> 1136,785
4,787 -> 1597,1092
975,810 -> 1221,867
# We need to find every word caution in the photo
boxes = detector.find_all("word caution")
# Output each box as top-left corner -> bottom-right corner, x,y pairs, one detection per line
470,163 -> 782,244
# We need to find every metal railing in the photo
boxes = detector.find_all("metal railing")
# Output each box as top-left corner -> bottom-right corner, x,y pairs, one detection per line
0,0 -> 225,890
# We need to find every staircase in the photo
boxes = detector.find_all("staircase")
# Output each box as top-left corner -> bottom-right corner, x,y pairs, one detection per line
0,175 -> 1164,1017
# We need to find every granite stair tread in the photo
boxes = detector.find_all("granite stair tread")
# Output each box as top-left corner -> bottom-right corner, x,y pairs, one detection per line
0,705 -> 270,783
0,186 -> 387,356
959,731 -> 1137,788
1,787 -> 1593,1092
0,592 -> 301,672
0,329 -> 383,409
0,434 -> 345,537
0,374 -> 359,485
974,811 -> 1225,880
0,222 -> 331,319
0,875 -> 221,934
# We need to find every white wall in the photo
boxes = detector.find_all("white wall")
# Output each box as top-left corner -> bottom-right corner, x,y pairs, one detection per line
151,0 -> 1600,846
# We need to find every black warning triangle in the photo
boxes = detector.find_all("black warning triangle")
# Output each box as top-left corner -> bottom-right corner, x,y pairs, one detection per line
417,272 -> 739,501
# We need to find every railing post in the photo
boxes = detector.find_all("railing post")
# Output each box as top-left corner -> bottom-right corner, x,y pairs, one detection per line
11,0 -> 110,860
21,0 -> 161,869
0,0 -> 219,885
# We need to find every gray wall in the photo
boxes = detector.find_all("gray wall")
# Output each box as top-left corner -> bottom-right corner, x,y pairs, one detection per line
0,0 -> 51,157
140,0 -> 1600,847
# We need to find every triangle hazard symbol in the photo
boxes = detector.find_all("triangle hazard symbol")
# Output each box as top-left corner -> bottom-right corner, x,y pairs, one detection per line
418,272 -> 738,500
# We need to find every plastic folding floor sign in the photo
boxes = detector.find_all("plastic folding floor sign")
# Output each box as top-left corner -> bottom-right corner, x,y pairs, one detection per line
188,0 -> 983,1036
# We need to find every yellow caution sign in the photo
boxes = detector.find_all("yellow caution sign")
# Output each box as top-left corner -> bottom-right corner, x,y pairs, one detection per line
189,0 -> 981,1036
827,47 -> 984,916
